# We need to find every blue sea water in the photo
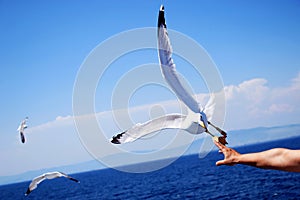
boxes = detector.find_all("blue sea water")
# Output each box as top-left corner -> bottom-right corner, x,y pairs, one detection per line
1,137 -> 300,200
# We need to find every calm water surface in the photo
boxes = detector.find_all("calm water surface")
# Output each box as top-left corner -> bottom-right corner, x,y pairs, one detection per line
1,137 -> 300,199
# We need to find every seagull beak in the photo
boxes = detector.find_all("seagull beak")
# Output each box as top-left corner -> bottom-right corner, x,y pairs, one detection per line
199,121 -> 205,128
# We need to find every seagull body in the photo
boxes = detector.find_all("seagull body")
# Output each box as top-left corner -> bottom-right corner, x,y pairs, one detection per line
111,5 -> 227,145
17,117 -> 28,143
25,171 -> 79,196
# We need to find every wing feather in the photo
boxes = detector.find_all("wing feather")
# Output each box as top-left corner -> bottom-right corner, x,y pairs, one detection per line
111,114 -> 186,144
28,174 -> 46,192
204,94 -> 215,121
157,6 -> 201,113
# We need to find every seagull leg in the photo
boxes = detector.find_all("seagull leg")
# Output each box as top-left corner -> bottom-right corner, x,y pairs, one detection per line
208,121 -> 227,136
205,130 -> 219,143
205,129 -> 216,137
207,121 -> 228,145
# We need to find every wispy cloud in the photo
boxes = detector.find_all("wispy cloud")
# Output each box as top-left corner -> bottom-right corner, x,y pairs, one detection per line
224,72 -> 300,129
28,72 -> 300,134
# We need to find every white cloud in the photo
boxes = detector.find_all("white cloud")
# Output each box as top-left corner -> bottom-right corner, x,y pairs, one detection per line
224,72 -> 300,129
224,78 -> 269,106
267,103 -> 293,113
291,72 -> 300,90
55,115 -> 73,121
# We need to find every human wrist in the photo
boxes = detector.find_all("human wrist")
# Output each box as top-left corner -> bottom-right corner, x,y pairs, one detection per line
231,153 -> 242,165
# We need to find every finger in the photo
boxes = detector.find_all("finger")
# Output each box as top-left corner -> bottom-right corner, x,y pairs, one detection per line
213,139 -> 224,150
216,160 -> 225,166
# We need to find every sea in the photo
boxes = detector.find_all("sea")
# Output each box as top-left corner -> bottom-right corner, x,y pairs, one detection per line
1,136 -> 300,200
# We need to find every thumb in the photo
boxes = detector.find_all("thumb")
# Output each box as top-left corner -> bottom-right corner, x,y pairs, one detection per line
216,160 -> 226,166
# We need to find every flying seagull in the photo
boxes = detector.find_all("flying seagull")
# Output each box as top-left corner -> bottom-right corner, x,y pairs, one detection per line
25,171 -> 80,196
17,117 -> 28,143
111,5 -> 227,145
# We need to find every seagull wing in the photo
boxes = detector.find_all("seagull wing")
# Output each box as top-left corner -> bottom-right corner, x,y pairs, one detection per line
204,94 -> 215,121
32,174 -> 46,185
157,6 -> 201,114
111,114 -> 187,144
17,122 -> 24,132
58,172 -> 80,183
17,118 -> 28,132
20,132 -> 25,143
26,174 -> 46,195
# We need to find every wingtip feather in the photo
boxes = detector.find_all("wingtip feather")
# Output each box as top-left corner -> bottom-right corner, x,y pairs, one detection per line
110,131 -> 126,144
158,5 -> 166,28
25,188 -> 31,196
160,5 -> 164,11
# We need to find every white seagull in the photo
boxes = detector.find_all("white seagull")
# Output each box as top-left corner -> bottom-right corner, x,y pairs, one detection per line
111,5 -> 227,145
17,117 -> 28,143
25,171 -> 80,196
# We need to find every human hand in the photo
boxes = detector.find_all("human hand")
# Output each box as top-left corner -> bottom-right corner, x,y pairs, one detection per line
213,140 -> 240,166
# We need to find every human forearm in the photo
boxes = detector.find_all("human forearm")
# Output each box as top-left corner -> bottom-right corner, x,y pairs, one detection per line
236,148 -> 300,172
214,140 -> 300,172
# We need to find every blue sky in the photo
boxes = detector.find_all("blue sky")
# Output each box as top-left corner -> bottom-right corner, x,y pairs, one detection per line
0,1 -> 300,179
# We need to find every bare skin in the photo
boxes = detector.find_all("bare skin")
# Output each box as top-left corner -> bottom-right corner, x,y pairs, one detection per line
214,140 -> 300,172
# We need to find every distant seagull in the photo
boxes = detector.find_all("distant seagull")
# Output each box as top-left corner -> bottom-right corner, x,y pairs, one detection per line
111,5 -> 227,145
25,171 -> 80,196
17,117 -> 28,143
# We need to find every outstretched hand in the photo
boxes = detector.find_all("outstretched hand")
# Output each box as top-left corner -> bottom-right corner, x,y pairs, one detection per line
214,138 -> 300,172
214,140 -> 240,166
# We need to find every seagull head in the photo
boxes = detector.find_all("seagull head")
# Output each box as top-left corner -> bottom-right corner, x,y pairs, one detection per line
199,112 -> 209,131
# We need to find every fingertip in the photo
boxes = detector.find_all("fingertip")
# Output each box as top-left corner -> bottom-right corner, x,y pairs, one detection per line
216,160 -> 224,166
213,140 -> 220,147
213,138 -> 218,144
214,141 -> 224,151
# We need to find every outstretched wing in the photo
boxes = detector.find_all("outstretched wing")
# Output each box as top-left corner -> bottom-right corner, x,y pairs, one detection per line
31,175 -> 46,186
111,114 -> 186,144
203,94 -> 215,121
59,172 -> 80,183
20,132 -> 25,143
157,5 -> 201,114
26,174 -> 46,195
17,118 -> 28,132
